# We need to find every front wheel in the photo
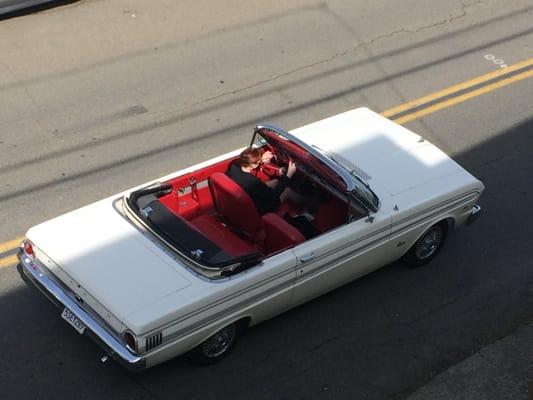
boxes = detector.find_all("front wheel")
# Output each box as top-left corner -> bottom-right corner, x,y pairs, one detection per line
403,222 -> 447,268
189,323 -> 238,365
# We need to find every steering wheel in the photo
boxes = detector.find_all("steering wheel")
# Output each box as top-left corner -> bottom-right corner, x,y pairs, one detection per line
276,148 -> 291,166
252,145 -> 294,180
264,146 -> 294,178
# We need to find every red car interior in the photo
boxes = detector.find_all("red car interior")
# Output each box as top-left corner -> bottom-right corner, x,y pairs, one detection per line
208,172 -> 263,240
188,214 -> 259,257
259,128 -> 347,191
157,147 -> 349,257
261,212 -> 305,254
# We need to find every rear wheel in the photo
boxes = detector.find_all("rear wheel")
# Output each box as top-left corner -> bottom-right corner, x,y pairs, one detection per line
403,222 -> 447,268
189,323 -> 238,365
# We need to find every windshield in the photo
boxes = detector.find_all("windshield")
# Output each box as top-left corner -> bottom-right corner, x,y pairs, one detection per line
255,127 -> 348,190
255,126 -> 380,213
314,147 -> 380,212
350,176 -> 380,212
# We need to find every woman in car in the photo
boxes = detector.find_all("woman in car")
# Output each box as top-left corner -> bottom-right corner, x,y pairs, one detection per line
226,147 -> 298,215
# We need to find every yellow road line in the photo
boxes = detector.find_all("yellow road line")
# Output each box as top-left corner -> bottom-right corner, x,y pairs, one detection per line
392,69 -> 533,125
0,236 -> 23,253
0,254 -> 19,268
382,58 -> 533,118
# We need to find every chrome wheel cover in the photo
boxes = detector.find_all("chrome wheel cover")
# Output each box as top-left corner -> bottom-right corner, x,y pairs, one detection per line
201,325 -> 237,358
415,225 -> 444,260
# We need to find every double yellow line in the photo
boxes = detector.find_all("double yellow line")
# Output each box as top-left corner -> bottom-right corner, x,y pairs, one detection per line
383,57 -> 533,124
1,57 -> 532,270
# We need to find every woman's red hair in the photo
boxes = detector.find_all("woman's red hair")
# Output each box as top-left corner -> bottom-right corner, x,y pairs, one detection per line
239,147 -> 262,167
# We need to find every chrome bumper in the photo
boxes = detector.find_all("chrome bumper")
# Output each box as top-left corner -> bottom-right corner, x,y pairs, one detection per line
17,253 -> 146,371
467,204 -> 482,225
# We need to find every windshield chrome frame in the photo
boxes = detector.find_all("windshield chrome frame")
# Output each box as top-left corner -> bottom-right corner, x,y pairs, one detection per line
252,123 -> 380,213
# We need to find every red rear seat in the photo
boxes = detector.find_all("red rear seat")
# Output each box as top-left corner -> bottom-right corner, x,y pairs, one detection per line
190,214 -> 258,257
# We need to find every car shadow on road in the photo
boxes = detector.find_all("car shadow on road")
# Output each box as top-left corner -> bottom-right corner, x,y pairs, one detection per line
1,117 -> 532,399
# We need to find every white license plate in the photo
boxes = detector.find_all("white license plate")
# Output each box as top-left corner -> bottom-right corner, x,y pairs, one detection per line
61,307 -> 86,334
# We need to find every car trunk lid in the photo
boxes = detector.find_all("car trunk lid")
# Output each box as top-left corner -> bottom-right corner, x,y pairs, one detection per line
26,197 -> 192,324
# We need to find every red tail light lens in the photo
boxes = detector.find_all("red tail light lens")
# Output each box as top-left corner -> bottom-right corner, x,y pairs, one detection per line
23,240 -> 35,259
123,332 -> 137,352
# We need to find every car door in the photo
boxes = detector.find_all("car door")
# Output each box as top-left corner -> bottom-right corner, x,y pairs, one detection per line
215,247 -> 298,328
291,211 -> 392,307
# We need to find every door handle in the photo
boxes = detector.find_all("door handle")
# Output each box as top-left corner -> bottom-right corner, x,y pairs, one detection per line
299,252 -> 316,263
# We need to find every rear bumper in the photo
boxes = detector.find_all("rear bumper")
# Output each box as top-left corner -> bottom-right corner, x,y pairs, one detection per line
17,252 -> 146,371
466,204 -> 482,226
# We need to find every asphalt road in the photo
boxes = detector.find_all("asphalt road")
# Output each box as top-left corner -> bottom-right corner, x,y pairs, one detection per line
0,0 -> 532,399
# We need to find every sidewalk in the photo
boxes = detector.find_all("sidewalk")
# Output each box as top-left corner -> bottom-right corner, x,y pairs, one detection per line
407,322 -> 533,400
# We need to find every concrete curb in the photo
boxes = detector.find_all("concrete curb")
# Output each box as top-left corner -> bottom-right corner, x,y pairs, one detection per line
407,322 -> 533,400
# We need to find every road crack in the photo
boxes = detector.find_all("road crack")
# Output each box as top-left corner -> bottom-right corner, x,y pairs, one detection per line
192,1 -> 478,107
0,58 -> 48,133
362,0 -> 477,46
191,50 -> 351,106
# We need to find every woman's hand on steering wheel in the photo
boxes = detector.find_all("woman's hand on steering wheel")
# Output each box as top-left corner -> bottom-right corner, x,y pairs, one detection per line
261,150 -> 274,164
286,160 -> 297,178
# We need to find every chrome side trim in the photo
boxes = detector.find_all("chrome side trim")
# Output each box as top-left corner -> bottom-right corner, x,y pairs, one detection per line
391,190 -> 481,230
148,274 -> 296,346
17,255 -> 146,371
142,265 -> 296,336
390,191 -> 481,237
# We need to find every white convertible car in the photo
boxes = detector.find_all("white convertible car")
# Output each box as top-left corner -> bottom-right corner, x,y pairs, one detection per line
18,108 -> 484,370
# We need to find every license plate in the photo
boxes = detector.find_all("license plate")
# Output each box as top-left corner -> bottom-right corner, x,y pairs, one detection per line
61,307 -> 86,334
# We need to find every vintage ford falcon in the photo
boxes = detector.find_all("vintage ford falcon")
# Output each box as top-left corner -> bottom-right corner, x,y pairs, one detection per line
18,107 -> 484,370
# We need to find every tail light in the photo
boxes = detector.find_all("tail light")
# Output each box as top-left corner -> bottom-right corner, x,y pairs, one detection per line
123,331 -> 138,353
22,240 -> 35,259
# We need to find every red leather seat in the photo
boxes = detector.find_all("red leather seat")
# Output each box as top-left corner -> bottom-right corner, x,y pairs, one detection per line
208,172 -> 306,255
190,214 -> 258,256
262,213 -> 305,253
313,198 -> 347,233
208,172 -> 262,239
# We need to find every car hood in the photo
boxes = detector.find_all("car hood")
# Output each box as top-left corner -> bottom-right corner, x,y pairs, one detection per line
291,107 -> 470,198
26,197 -> 192,325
